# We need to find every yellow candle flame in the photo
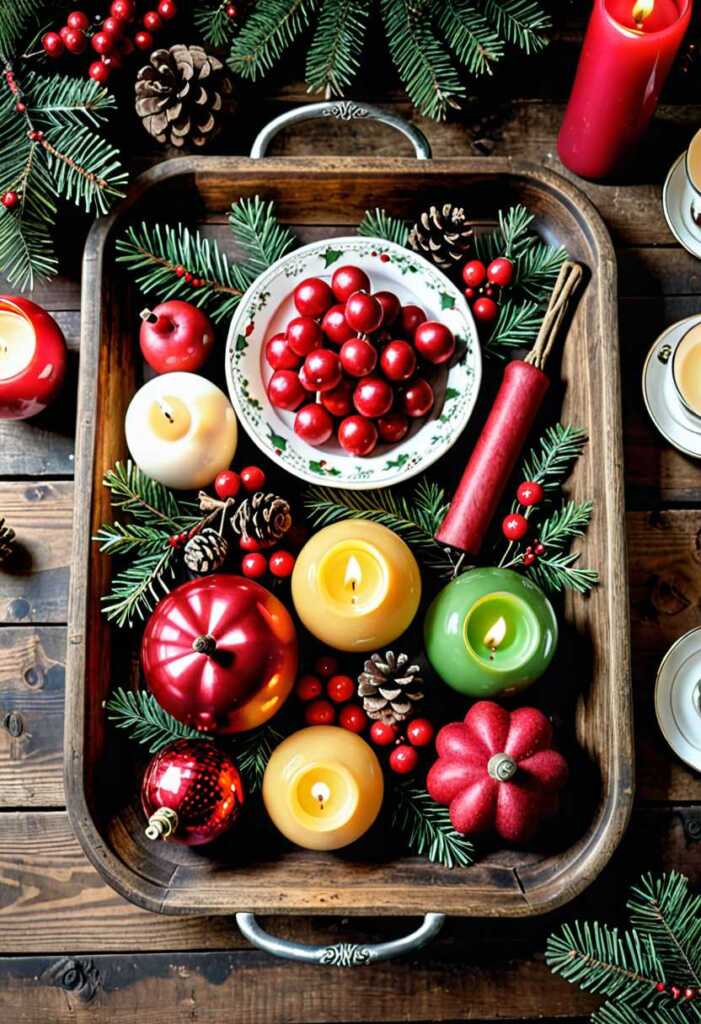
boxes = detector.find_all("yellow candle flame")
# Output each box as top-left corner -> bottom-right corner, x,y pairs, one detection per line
632,0 -> 654,25
157,398 -> 175,423
344,554 -> 363,605
311,781 -> 331,811
484,616 -> 507,652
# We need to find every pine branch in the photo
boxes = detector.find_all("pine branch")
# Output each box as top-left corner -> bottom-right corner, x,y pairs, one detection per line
228,195 -> 297,275
195,2 -> 239,48
474,204 -> 535,263
437,0 -> 504,76
228,0 -> 320,80
93,522 -> 172,557
483,0 -> 550,55
102,461 -> 198,531
628,874 -> 701,987
0,198 -> 57,291
233,724 -> 283,792
392,781 -> 475,868
521,424 -> 588,490
537,500 -> 593,549
30,72 -> 117,128
0,0 -> 40,58
526,551 -> 599,595
40,125 -> 126,215
484,298 -> 543,356
358,208 -> 410,247
593,1002 -> 700,1024
380,0 -> 465,121
515,240 -> 568,302
101,547 -> 178,628
305,0 -> 371,97
105,687 -> 207,753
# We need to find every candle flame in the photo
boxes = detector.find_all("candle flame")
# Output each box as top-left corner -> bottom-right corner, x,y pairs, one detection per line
344,554 -> 363,604
311,781 -> 330,811
484,616 -> 507,652
157,398 -> 175,424
632,0 -> 654,24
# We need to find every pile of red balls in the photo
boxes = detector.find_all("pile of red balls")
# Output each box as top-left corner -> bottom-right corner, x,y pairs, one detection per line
264,264 -> 456,457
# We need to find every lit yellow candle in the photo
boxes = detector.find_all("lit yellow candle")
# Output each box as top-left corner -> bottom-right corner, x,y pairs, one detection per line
262,726 -> 384,850
125,372 -> 237,490
0,310 -> 35,378
291,519 -> 421,651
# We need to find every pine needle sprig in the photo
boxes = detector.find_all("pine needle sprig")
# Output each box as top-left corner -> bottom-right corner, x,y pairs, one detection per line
594,1003 -> 701,1024
105,687 -> 207,753
41,125 -> 127,215
484,298 -> 543,356
521,424 -> 588,491
29,72 -> 116,128
0,0 -> 39,59
234,724 -> 284,792
305,0 -> 371,97
102,461 -> 199,531
228,195 -> 297,275
628,874 -> 701,987
483,0 -> 551,54
195,1 -> 239,48
101,548 -> 178,628
436,0 -> 504,76
392,781 -> 475,869
537,500 -> 593,548
94,522 -> 174,557
526,551 -> 599,595
358,208 -> 410,247
228,0 -> 320,80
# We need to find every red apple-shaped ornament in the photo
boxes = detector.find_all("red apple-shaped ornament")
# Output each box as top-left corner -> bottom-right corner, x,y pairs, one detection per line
142,575 -> 298,733
427,701 -> 568,844
0,296 -> 67,419
141,738 -> 245,845
139,300 -> 215,373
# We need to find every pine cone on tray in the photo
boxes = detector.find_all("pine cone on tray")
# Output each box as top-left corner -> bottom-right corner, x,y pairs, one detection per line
0,517 -> 15,564
230,493 -> 292,545
183,528 -> 229,574
408,203 -> 473,270
135,45 -> 233,148
357,651 -> 424,725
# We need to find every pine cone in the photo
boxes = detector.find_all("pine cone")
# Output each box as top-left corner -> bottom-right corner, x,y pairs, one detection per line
135,45 -> 233,148
230,493 -> 291,544
408,204 -> 473,270
357,651 -> 424,724
0,517 -> 15,564
183,528 -> 229,574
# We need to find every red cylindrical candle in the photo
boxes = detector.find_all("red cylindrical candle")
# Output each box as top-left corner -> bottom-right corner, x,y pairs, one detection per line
435,361 -> 550,555
0,295 -> 67,419
558,0 -> 692,180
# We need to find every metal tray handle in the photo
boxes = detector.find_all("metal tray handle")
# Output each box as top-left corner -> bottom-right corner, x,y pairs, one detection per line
250,100 -> 432,160
236,912 -> 445,966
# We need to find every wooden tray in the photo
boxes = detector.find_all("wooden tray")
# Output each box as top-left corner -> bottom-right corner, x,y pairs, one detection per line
66,149 -> 633,920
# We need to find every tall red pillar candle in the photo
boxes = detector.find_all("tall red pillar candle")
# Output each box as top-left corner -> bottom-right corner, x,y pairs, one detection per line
435,361 -> 550,555
558,0 -> 692,180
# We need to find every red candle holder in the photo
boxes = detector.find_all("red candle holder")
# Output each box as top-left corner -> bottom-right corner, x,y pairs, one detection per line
0,295 -> 67,420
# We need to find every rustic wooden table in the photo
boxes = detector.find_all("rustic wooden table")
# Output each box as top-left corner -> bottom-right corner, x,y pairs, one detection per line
1,16 -> 700,1020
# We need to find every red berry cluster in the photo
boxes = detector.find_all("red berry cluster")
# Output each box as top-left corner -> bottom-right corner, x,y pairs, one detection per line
296,655 -> 368,733
174,264 -> 207,288
41,2 -> 177,84
265,265 -> 456,458
655,982 -> 698,1002
461,256 -> 514,324
1,70 -> 27,208
214,466 -> 297,580
368,717 -> 434,775
501,479 -> 546,564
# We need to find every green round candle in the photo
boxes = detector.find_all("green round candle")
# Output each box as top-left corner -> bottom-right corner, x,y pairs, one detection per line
424,567 -> 558,698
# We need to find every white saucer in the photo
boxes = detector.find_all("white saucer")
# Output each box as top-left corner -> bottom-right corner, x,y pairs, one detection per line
655,627 -> 701,772
662,152 -> 701,258
642,316 -> 701,459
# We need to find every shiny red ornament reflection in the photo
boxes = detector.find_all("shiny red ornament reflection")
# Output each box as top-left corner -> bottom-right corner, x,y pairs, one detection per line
0,295 -> 67,419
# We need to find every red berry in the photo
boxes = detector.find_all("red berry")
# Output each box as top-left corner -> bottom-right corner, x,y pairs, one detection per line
523,551 -> 536,566
102,15 -> 125,36
294,403 -> 334,445
484,286 -> 495,298
15,101 -> 26,112
406,718 -> 434,747
370,721 -> 398,746
353,376 -> 393,418
92,30 -> 115,54
1,191 -> 19,209
472,296 -> 499,324
134,30 -> 154,49
345,291 -> 383,334
684,988 -> 697,1001
111,0 -> 136,19
298,364 -> 316,392
241,552 -> 267,578
326,674 -> 355,703
214,470 -> 240,500
655,983 -> 667,993
287,316 -> 323,357
120,36 -> 135,55
265,332 -> 300,371
464,287 -> 475,300
671,987 -> 682,1001
225,2 -> 238,16
331,264 -> 370,303
414,321 -> 456,365
516,480 -> 544,506
398,305 -> 427,339
337,415 -> 378,457
158,0 -> 178,18
321,304 -> 354,346
389,744 -> 419,774
377,411 -> 409,443
303,348 -> 342,392
67,10 -> 90,29
63,28 -> 87,53
89,61 -> 110,82
321,378 -> 354,417
305,699 -> 335,726
240,466 -> 266,492
314,654 -> 338,678
402,378 -> 434,418
534,542 -> 545,556
380,339 -> 416,382
296,674 -> 323,702
239,535 -> 262,552
374,290 -> 400,328
42,31 -> 65,57
268,369 -> 305,410
143,10 -> 163,31
462,260 -> 487,288
338,705 -> 367,733
269,550 -> 296,578
294,277 -> 334,318
487,256 -> 515,287
339,336 -> 377,378
503,513 -> 529,541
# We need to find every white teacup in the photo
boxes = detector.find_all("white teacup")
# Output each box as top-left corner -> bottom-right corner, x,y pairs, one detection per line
684,128 -> 701,230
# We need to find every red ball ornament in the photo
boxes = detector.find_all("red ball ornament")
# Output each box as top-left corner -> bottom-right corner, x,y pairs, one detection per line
369,721 -> 398,746
158,0 -> 178,18
42,32 -> 65,57
67,10 -> 90,30
92,30 -> 115,54
1,191 -> 19,209
142,574 -> 297,733
380,339 -> 416,381
294,277 -> 334,318
389,744 -> 419,775
321,304 -> 354,346
240,465 -> 266,492
305,698 -> 336,726
326,674 -> 355,703
502,513 -> 529,541
111,0 -> 136,19
296,674 -> 323,701
321,378 -> 354,417
377,411 -> 409,444
414,321 -> 456,365
141,739 -> 244,846
354,376 -> 393,418
314,654 -> 338,678
427,701 -> 568,843
472,296 -> 499,324
139,300 -> 214,373
214,470 -> 240,500
287,316 -> 323,357
143,10 -> 163,31
337,414 -> 378,456
265,332 -> 300,371
302,348 -> 342,392
462,260 -> 487,288
374,290 -> 401,328
516,480 -> 544,506
402,378 -> 434,418
345,291 -> 383,334
340,336 -> 377,378
487,256 -> 515,287
331,264 -> 370,303
268,369 -> 306,410
269,550 -> 296,578
294,402 -> 334,446
407,718 -> 434,747
64,28 -> 87,54
398,304 -> 427,339
134,30 -> 154,50
241,552 -> 267,578
89,61 -> 110,82
339,705 -> 367,733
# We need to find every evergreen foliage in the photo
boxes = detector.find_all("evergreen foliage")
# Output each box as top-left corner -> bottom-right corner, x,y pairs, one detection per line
358,207 -> 410,247
106,687 -> 206,753
305,0 -> 372,97
392,780 -> 475,868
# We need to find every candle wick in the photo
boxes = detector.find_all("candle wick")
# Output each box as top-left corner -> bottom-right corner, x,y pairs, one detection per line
158,399 -> 175,424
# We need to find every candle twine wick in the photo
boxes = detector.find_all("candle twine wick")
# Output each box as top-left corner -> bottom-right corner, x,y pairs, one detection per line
524,260 -> 583,371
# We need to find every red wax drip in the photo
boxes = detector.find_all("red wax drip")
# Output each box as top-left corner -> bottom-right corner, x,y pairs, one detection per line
435,360 -> 550,555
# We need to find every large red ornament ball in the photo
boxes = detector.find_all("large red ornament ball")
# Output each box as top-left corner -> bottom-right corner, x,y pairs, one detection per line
142,574 -> 298,733
331,264 -> 370,303
141,739 -> 244,845
502,513 -> 529,541
516,480 -> 544,507
139,299 -> 215,373
427,701 -> 568,843
414,321 -> 455,365
294,277 -> 334,318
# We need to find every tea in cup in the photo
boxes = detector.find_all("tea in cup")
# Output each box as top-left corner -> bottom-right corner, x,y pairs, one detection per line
684,128 -> 701,229
672,321 -> 701,417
